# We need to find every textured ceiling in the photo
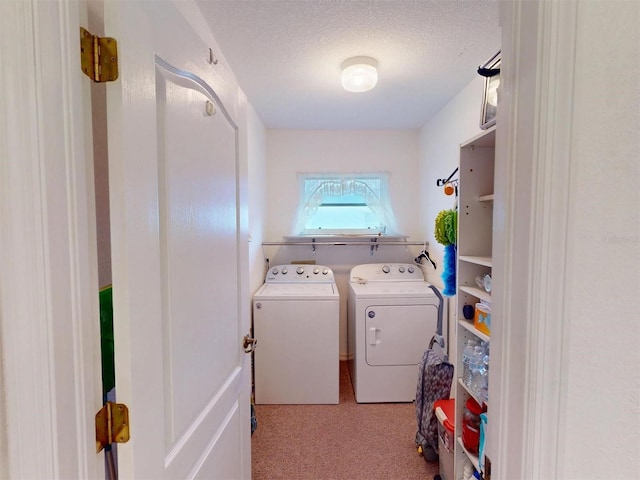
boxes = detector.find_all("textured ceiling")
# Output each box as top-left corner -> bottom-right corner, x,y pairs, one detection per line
195,0 -> 501,129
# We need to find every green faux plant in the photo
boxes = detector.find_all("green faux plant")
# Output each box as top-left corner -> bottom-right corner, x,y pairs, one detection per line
434,209 -> 457,246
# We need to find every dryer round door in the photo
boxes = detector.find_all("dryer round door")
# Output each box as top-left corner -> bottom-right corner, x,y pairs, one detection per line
365,304 -> 438,366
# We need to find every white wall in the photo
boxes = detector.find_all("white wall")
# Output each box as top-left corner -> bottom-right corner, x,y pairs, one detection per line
561,1 -> 639,476
418,77 -> 486,288
247,104 -> 268,295
418,76 -> 487,365
264,130 -> 423,357
265,130 -> 421,240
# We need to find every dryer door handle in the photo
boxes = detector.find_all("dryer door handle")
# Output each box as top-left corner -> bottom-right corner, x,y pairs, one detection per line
368,327 -> 380,346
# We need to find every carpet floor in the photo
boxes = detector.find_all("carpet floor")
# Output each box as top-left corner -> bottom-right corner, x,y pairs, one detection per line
251,361 -> 439,480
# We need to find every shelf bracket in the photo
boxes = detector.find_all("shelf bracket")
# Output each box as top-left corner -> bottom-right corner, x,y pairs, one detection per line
370,238 -> 379,256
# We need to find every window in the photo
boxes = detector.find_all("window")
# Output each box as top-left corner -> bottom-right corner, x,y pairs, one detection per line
292,173 -> 398,235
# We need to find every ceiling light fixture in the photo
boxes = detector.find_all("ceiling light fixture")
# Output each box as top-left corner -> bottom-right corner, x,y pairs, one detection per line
341,56 -> 378,93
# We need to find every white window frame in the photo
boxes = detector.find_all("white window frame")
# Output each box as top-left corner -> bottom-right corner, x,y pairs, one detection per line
291,172 -> 398,236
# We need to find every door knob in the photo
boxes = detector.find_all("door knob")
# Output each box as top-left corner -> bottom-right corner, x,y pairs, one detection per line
243,335 -> 257,353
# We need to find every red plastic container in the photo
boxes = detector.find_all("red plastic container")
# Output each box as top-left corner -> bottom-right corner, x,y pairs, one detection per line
462,397 -> 484,454
434,398 -> 455,480
434,398 -> 455,452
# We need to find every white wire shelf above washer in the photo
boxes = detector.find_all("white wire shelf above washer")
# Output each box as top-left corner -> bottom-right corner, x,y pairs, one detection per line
261,236 -> 427,255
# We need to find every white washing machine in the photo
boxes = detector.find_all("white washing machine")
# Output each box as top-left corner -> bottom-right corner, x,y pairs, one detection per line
348,263 -> 445,403
253,264 -> 339,404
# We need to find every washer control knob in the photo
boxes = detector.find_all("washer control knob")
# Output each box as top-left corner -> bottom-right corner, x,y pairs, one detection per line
382,265 -> 390,274
296,266 -> 304,275
368,311 -> 375,318
281,268 -> 288,275
322,268 -> 329,275
271,268 -> 279,275
408,266 -> 415,273
313,268 -> 320,274
399,266 -> 405,273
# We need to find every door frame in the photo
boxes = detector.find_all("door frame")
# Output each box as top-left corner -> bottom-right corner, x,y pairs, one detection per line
0,0 -> 103,478
1,1 -> 252,477
491,1 -> 578,478
1,0 -> 584,478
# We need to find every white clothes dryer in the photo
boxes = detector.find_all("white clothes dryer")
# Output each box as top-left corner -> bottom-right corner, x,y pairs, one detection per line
253,264 -> 339,404
348,263 -> 445,403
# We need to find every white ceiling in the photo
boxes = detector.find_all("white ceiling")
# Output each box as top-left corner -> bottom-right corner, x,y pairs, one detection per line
195,0 -> 501,129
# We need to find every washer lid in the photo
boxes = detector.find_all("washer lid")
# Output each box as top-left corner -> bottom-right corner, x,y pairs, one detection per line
349,281 -> 438,299
253,282 -> 338,300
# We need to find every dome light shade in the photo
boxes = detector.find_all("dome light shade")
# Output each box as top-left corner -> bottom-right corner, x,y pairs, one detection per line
341,56 -> 378,93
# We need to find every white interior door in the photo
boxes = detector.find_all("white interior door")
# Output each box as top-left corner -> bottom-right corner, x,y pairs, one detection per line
105,1 -> 250,478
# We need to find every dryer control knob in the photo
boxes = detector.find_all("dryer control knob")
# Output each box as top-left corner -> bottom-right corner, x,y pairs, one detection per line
368,311 -> 375,318
408,266 -> 415,273
382,265 -> 390,274
271,268 -> 279,275
281,268 -> 288,274
296,266 -> 304,275
399,266 -> 405,273
313,268 -> 320,274
322,268 -> 329,275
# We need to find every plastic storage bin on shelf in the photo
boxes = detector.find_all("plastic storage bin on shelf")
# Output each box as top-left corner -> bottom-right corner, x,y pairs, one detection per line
434,398 -> 455,480
474,301 -> 491,335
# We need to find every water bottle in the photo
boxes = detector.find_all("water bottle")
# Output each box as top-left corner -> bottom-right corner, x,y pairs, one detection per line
469,345 -> 485,396
462,340 -> 477,386
480,348 -> 490,403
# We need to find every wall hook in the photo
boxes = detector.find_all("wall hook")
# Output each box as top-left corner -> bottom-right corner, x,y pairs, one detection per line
208,48 -> 219,65
436,167 -> 458,187
205,100 -> 216,116
415,249 -> 437,269
437,168 -> 458,197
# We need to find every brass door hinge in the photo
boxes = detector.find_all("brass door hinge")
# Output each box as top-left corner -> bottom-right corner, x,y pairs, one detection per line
80,27 -> 118,83
95,402 -> 130,453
